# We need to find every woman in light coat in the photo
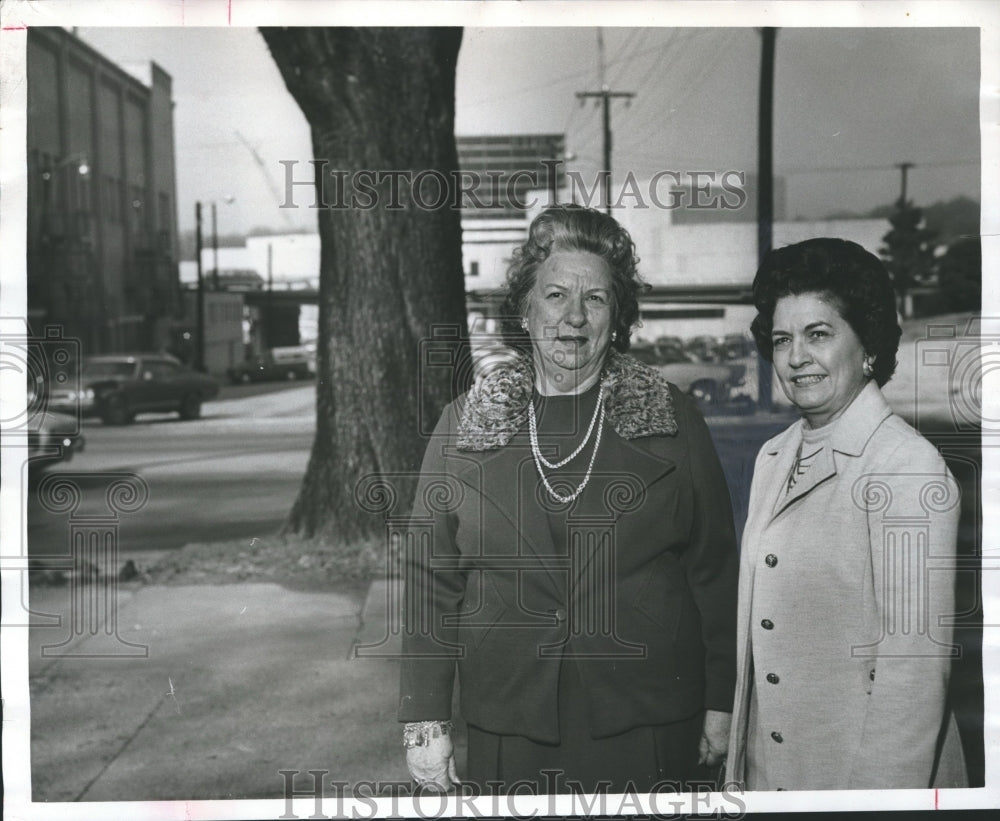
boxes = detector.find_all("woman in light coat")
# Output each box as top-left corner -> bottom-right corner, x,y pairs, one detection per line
727,238 -> 966,790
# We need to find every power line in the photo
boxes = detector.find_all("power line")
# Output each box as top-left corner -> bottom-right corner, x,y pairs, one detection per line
458,33 -> 691,112
775,159 -> 978,175
575,86 -> 636,215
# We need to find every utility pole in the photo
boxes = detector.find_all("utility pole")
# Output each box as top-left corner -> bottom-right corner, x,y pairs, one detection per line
265,242 -> 273,352
211,201 -> 219,291
195,201 -> 205,372
576,33 -> 633,216
896,161 -> 914,206
756,27 -> 777,412
576,87 -> 635,215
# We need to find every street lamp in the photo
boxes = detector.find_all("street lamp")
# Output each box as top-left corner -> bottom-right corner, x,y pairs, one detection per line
194,195 -> 235,372
210,194 -> 235,291
195,202 -> 205,371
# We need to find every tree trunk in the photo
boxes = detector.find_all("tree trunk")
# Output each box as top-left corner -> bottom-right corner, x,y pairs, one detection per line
261,28 -> 467,546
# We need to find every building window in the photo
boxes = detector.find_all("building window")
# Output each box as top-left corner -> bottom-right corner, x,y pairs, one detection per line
129,184 -> 144,237
468,261 -> 480,277
104,176 -> 122,223
158,192 -> 171,232
76,174 -> 92,213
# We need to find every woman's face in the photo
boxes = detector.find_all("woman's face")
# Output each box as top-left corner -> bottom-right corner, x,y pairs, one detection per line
770,291 -> 869,428
524,250 -> 615,394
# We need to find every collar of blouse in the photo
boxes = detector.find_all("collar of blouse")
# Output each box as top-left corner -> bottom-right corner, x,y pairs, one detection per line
456,348 -> 679,452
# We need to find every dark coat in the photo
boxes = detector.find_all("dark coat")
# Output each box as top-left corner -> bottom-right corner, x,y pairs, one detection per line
398,351 -> 739,744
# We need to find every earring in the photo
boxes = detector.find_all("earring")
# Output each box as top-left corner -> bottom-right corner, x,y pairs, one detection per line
520,318 -> 529,332
611,331 -> 617,342
863,357 -> 874,377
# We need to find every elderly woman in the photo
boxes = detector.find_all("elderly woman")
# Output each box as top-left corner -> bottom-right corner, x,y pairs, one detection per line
398,205 -> 739,794
727,238 -> 966,790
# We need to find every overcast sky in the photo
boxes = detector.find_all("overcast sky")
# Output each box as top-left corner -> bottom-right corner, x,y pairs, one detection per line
73,21 -> 981,235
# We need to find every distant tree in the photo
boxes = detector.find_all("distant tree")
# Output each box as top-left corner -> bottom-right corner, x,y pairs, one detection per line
922,196 -> 980,248
260,28 -> 467,547
864,203 -> 896,220
936,237 -> 981,313
879,199 -> 936,314
246,225 -> 292,238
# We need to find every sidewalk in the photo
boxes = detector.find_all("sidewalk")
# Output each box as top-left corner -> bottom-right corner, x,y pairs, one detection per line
25,575 -> 412,802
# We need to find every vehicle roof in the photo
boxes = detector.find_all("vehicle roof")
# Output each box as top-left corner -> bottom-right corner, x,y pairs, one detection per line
84,352 -> 181,363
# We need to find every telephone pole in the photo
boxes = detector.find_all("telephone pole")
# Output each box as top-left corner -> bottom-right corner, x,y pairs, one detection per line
211,202 -> 219,291
896,161 -> 914,206
757,27 -> 777,411
576,87 -> 635,215
576,28 -> 634,215
195,201 -> 205,372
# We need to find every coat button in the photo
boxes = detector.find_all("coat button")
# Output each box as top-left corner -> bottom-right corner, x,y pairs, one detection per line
553,608 -> 567,623
771,731 -> 783,743
765,554 -> 778,567
766,673 -> 780,684
761,619 -> 774,630
869,669 -> 875,681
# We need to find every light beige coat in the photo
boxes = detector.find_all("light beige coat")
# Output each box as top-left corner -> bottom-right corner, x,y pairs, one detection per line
727,382 -> 966,790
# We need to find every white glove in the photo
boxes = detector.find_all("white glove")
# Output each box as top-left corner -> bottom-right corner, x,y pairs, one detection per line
698,709 -> 731,768
404,721 -> 460,792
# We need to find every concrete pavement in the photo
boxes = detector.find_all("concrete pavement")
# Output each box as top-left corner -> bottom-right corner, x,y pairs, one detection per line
25,576 -> 416,802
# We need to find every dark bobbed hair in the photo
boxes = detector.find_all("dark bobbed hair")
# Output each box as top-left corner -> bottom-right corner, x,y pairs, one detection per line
499,204 -> 646,353
750,237 -> 902,386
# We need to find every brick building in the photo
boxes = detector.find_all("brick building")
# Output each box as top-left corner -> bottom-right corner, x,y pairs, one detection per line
26,27 -> 181,355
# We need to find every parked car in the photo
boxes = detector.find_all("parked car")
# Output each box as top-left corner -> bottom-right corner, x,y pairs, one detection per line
26,378 -> 86,467
630,343 -> 747,407
226,346 -> 315,384
685,335 -> 722,363
654,335 -> 686,358
721,333 -> 754,360
47,353 -> 220,425
28,409 -> 85,468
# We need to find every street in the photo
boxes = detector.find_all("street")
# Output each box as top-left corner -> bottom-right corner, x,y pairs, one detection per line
26,383 -> 795,560
26,385 -> 315,557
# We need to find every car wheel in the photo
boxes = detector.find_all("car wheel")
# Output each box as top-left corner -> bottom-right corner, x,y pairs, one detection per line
179,394 -> 202,420
101,394 -> 134,425
689,380 -> 718,407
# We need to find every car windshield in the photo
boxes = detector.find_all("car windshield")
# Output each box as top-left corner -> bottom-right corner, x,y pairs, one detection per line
658,348 -> 694,364
83,360 -> 137,378
630,347 -> 660,365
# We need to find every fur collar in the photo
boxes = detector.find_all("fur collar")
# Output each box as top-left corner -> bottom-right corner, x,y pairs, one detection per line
456,349 -> 678,451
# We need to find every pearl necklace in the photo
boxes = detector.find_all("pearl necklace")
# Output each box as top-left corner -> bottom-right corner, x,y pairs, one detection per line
528,383 -> 606,504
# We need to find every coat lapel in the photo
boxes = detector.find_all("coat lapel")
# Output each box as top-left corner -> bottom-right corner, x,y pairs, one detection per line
770,442 -> 837,518
569,436 -> 677,587
766,382 -> 894,523
453,442 -> 564,594
451,349 -> 684,597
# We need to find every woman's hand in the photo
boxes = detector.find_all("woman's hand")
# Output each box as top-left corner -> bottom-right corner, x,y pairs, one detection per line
698,709 -> 731,768
404,722 -> 460,792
